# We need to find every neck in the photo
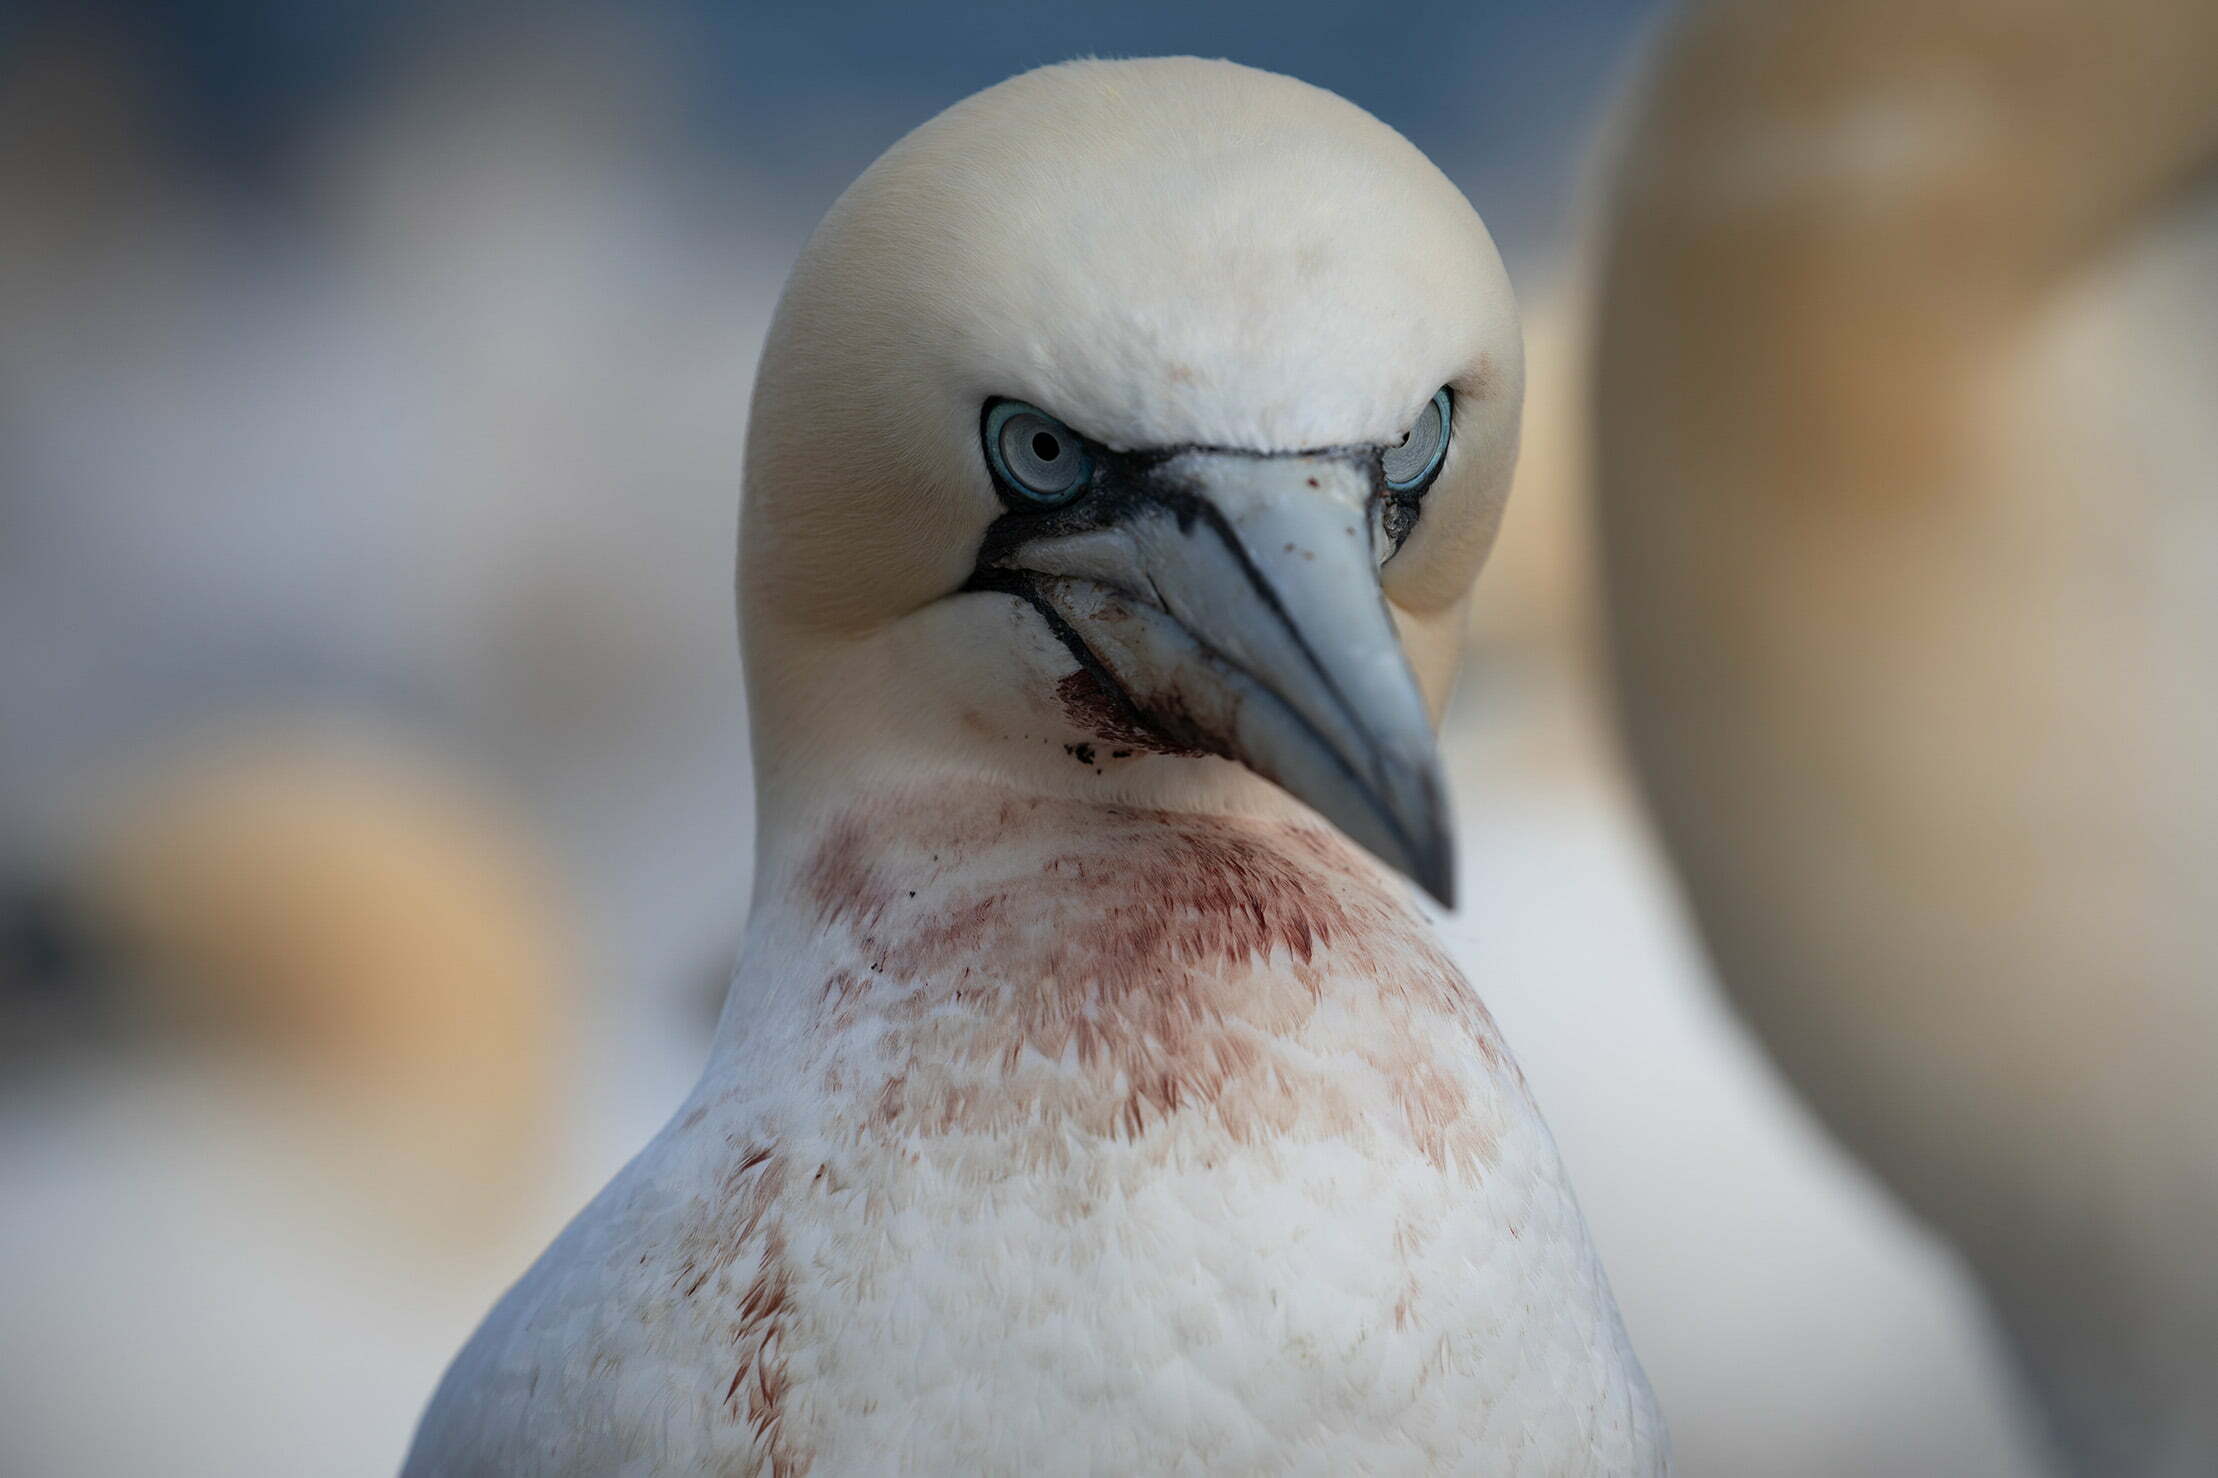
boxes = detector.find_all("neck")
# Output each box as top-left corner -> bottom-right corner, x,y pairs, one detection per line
714,780 -> 1504,1176
739,599 -> 1330,864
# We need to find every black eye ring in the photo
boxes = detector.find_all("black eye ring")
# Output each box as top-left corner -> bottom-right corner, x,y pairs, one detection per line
983,400 -> 1094,507
1382,387 -> 1453,494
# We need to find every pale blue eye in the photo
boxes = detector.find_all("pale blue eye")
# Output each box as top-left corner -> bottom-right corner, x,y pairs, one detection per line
1383,388 -> 1452,493
985,401 -> 1092,506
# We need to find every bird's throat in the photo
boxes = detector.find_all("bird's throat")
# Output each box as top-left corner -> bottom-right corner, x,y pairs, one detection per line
729,785 -> 1507,1166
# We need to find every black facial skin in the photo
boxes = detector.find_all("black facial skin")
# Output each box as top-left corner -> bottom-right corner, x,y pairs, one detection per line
966,394 -> 1444,573
961,395 -> 1443,753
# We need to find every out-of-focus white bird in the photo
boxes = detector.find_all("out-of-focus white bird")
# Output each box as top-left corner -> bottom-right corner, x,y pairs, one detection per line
0,724 -> 578,1478
1592,2 -> 2218,1473
410,57 -> 1666,1476
74,725 -> 572,1229
1449,281 -> 2048,1478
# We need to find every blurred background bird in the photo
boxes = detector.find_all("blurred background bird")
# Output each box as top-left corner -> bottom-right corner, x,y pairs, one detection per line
0,723 -> 580,1477
1592,0 -> 2218,1472
6,0 -> 2196,1473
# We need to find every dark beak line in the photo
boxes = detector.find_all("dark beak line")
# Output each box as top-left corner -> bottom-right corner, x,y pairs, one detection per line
963,565 -> 1168,740
1142,492 -> 1446,881
1165,484 -> 1386,765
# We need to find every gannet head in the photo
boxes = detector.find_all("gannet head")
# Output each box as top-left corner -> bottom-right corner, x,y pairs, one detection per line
741,57 -> 1521,906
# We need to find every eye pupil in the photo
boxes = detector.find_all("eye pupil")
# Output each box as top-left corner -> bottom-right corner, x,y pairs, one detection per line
986,401 -> 1092,506
1382,387 -> 1453,494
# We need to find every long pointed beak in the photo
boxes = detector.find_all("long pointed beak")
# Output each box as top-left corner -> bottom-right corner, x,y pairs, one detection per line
974,450 -> 1454,906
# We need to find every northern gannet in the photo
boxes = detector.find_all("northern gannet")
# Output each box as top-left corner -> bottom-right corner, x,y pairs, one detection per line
409,57 -> 1666,1476
1592,1 -> 2218,1472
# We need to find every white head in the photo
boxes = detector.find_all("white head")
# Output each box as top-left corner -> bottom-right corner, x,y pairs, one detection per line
741,57 -> 1521,903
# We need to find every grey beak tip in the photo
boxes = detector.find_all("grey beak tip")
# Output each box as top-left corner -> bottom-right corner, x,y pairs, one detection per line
1414,835 -> 1457,911
1402,763 -> 1456,910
